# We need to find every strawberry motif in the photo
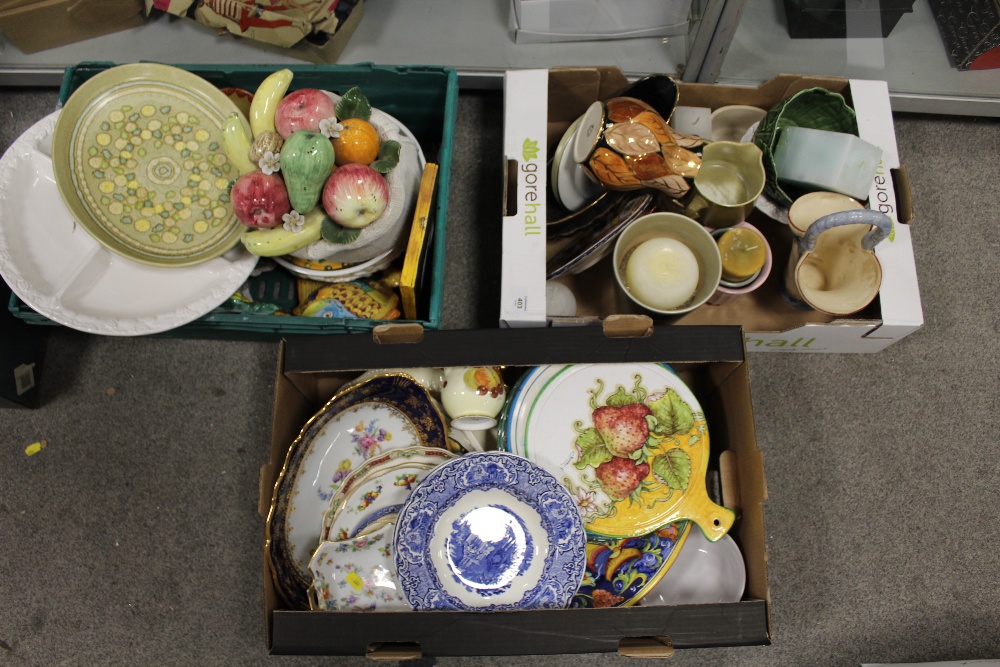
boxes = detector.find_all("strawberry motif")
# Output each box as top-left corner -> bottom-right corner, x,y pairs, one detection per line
594,456 -> 650,501
593,403 -> 652,458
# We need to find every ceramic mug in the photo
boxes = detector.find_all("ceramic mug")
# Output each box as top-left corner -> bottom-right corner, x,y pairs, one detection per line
572,96 -> 702,200
710,104 -> 767,143
440,367 -> 507,431
682,141 -> 766,228
612,212 -> 722,316
707,223 -> 773,305
782,208 -> 893,315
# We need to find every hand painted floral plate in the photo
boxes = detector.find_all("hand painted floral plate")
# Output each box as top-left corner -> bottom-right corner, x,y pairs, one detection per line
321,446 -> 456,542
266,373 -> 451,610
500,363 -> 734,541
572,521 -> 691,608
308,522 -> 410,612
52,63 -> 249,267
393,451 -> 587,611
0,111 -> 258,336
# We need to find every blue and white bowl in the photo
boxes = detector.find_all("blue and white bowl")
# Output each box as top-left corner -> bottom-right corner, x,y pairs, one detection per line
392,451 -> 586,611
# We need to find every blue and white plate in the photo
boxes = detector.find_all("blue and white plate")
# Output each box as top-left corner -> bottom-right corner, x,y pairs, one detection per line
392,451 -> 586,611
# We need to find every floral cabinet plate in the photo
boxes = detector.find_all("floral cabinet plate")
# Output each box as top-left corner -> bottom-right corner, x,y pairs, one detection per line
322,446 -> 456,542
266,373 -> 450,610
309,522 -> 409,612
501,363 -> 734,541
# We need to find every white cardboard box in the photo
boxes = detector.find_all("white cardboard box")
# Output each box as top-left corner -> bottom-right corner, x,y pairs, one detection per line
509,0 -> 692,44
498,68 -> 923,353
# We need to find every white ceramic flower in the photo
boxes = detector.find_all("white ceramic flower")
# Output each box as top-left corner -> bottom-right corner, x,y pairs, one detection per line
282,210 -> 305,233
319,117 -> 344,139
259,150 -> 280,175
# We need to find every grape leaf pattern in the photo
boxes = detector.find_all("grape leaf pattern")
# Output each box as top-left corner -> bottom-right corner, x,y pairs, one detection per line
649,389 -> 695,436
321,217 -> 362,244
575,427 -> 614,470
588,148 -> 641,189
607,97 -> 653,122
633,111 -> 674,147
629,153 -> 672,180
651,448 -> 692,491
644,174 -> 690,198
605,121 -> 660,157
662,145 -> 702,178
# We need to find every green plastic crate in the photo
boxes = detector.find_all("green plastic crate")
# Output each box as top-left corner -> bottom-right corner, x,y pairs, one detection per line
8,61 -> 458,339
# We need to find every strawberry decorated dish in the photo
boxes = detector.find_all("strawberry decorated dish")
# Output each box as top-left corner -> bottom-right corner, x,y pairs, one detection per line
499,363 -> 734,542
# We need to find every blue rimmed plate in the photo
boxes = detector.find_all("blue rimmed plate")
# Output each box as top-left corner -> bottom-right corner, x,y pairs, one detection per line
392,451 -> 586,611
266,373 -> 451,610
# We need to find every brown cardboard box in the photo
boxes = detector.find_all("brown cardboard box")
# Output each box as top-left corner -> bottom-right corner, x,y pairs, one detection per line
500,68 -> 922,353
0,0 -> 145,53
143,0 -> 364,65
259,323 -> 770,657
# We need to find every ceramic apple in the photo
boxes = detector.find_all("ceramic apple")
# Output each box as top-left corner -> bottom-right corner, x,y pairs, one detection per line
274,88 -> 336,139
230,171 -> 291,229
322,164 -> 389,229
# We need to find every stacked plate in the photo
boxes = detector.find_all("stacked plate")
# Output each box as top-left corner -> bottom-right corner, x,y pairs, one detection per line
2,63 -> 262,336
266,371 -> 589,612
499,362 -> 738,607
267,364 -> 744,613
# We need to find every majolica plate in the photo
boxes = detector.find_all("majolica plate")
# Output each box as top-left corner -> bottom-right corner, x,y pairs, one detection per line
0,111 -> 258,336
322,446 -> 456,542
572,521 -> 691,608
266,373 -> 451,610
308,522 -> 410,612
393,451 -> 587,611
52,63 -> 249,267
500,363 -> 734,541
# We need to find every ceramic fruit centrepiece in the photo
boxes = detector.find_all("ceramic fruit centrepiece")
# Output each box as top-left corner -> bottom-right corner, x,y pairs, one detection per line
225,69 -> 422,269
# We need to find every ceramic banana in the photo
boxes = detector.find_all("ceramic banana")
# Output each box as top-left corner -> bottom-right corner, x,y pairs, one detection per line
250,68 -> 294,138
221,113 -> 258,175
240,208 -> 324,256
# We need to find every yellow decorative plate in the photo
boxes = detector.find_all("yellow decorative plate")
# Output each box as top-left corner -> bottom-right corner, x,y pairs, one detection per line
501,363 -> 734,541
53,63 -> 250,267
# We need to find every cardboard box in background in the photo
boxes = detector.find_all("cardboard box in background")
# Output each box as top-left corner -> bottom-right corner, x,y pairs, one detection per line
143,0 -> 364,65
499,68 -> 923,353
0,0 -> 145,53
260,324 -> 770,657
509,0 -> 692,44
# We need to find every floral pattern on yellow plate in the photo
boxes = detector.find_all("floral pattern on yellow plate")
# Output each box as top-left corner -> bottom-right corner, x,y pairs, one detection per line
53,63 -> 250,267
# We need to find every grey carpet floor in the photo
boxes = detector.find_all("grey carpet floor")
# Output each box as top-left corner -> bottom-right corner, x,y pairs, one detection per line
1,85 -> 999,667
